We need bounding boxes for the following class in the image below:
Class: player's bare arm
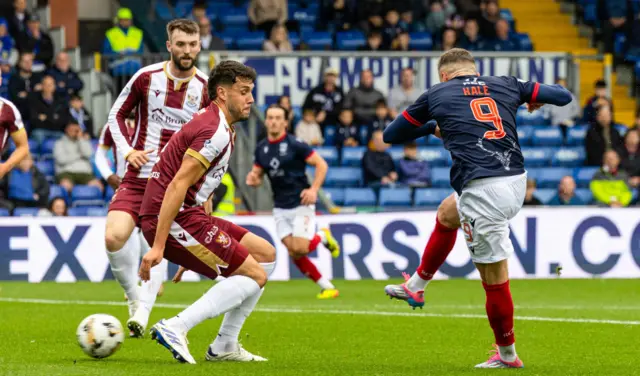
[139,155,207,281]
[301,152,327,205]
[0,128,28,178]
[246,164,264,186]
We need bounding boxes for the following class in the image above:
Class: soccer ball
[76,314,125,359]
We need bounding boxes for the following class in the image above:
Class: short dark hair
[265,104,289,120]
[404,141,417,148]
[438,48,476,72]
[375,99,387,108]
[166,19,199,40]
[207,60,257,100]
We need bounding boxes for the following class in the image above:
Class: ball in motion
[76,314,125,359]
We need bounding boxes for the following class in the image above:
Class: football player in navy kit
[247,105,342,299]
[383,48,573,368]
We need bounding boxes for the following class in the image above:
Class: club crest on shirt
[186,93,199,107]
[215,231,231,248]
[279,142,288,156]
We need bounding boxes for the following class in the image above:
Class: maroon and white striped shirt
[140,103,234,217]
[107,61,210,181]
[0,98,24,150]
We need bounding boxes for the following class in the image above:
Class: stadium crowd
[1,0,640,216]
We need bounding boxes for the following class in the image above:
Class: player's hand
[107,174,121,189]
[172,266,189,283]
[0,163,7,179]
[139,246,164,282]
[389,172,398,181]
[316,111,327,123]
[246,171,262,186]
[126,149,155,169]
[300,188,318,205]
[434,125,442,139]
[526,103,544,113]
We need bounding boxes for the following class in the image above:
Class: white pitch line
[1,297,639,326]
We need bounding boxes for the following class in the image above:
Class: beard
[171,52,196,71]
[229,104,250,123]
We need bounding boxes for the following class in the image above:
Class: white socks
[499,344,517,362]
[139,259,167,312]
[166,275,260,333]
[406,272,430,292]
[210,261,275,353]
[106,235,140,302]
[317,277,335,290]
[317,230,327,244]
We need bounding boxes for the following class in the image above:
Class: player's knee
[247,263,268,287]
[104,229,127,252]
[437,195,460,229]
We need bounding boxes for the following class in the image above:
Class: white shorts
[455,172,527,264]
[273,205,316,240]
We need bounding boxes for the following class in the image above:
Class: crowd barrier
[1,207,639,282]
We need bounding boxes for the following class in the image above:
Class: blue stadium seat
[535,167,573,188]
[305,32,333,50]
[431,167,450,188]
[534,188,556,204]
[551,148,585,167]
[615,33,627,56]
[220,8,249,27]
[40,138,57,157]
[379,187,412,207]
[517,108,547,126]
[104,185,115,203]
[314,147,339,166]
[288,32,301,48]
[49,184,68,202]
[217,33,236,49]
[358,125,370,145]
[574,166,599,188]
[323,187,345,205]
[87,206,108,216]
[35,159,55,177]
[409,32,433,51]
[0,208,9,216]
[614,124,628,137]
[517,125,535,146]
[522,147,552,167]
[28,139,39,155]
[343,188,377,206]
[174,0,192,17]
[414,188,451,207]
[325,167,362,187]
[71,185,104,207]
[566,125,588,146]
[532,127,563,146]
[323,125,337,146]
[290,9,317,26]
[418,147,449,166]
[13,207,39,217]
[427,135,443,146]
[235,32,265,50]
[516,33,533,51]
[336,31,365,50]
[68,207,89,216]
[387,146,404,161]
[574,189,593,204]
[341,146,366,166]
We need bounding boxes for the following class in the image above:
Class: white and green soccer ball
[76,314,125,359]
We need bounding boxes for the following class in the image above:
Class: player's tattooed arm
[139,155,207,281]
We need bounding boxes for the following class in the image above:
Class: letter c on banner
[571,216,621,275]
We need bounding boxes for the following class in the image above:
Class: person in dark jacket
[397,141,430,187]
[302,67,345,127]
[16,15,54,71]
[582,79,614,123]
[523,178,543,206]
[0,154,49,210]
[61,94,93,137]
[585,104,625,166]
[29,75,66,143]
[8,52,42,120]
[5,0,31,38]
[344,69,385,124]
[362,130,397,186]
[46,51,83,101]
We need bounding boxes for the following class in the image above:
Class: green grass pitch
[0,279,638,376]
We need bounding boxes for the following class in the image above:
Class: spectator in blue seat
[398,141,430,187]
[5,0,31,39]
[319,0,355,33]
[187,3,206,21]
[0,18,14,62]
[46,52,83,101]
[583,79,614,123]
[382,10,406,49]
[543,78,581,140]
[371,99,393,134]
[17,15,54,71]
[61,95,93,137]
[387,67,420,118]
[29,75,66,143]
[53,121,103,193]
[523,179,543,206]
[0,154,49,210]
[435,27,458,51]
[591,150,633,207]
[479,0,500,39]
[621,128,640,188]
[198,16,225,51]
[355,0,384,34]
[362,130,397,186]
[335,108,359,147]
[344,69,385,124]
[248,0,288,35]
[490,19,520,51]
[600,0,632,55]
[585,104,625,166]
[391,30,411,51]
[358,30,384,52]
[102,7,143,92]
[302,67,344,127]
[425,1,456,35]
[38,196,67,217]
[263,24,293,52]
[295,107,323,146]
[8,52,42,120]
[459,18,486,51]
[548,176,583,206]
